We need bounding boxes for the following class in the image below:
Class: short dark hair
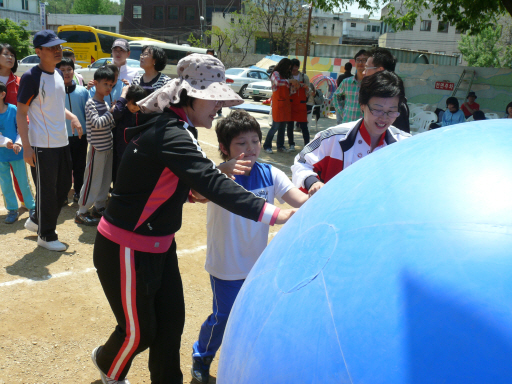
[142,45,167,72]
[206,49,215,55]
[506,102,512,115]
[94,66,115,82]
[106,63,119,75]
[473,110,485,120]
[215,110,262,161]
[62,50,75,59]
[290,58,300,68]
[344,62,352,71]
[446,96,459,110]
[0,81,6,94]
[126,84,147,103]
[354,49,368,60]
[56,57,74,71]
[173,89,196,109]
[0,43,17,73]
[359,70,406,107]
[367,47,396,72]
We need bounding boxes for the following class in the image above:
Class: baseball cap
[112,39,130,51]
[33,30,67,48]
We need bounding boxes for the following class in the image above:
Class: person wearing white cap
[90,53,296,384]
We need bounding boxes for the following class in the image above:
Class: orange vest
[290,86,308,123]
[271,85,291,122]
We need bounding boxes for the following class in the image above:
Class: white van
[128,40,207,78]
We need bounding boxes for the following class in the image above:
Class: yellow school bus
[57,25,163,65]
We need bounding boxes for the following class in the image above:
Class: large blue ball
[218,121,512,384]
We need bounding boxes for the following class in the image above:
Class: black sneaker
[73,193,80,203]
[91,206,106,219]
[191,355,213,384]
[75,212,99,226]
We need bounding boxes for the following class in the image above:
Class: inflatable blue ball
[218,120,512,384]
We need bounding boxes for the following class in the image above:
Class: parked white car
[246,80,272,102]
[225,68,270,98]
[75,58,142,84]
[16,54,81,76]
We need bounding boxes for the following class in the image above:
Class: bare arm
[65,108,83,138]
[281,187,309,208]
[16,102,36,167]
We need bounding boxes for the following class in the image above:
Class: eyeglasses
[1,53,15,59]
[43,45,63,52]
[140,53,152,58]
[364,66,377,71]
[355,58,368,64]
[368,105,400,118]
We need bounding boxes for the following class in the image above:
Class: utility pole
[302,4,313,74]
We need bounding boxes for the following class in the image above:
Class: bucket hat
[467,91,477,99]
[138,53,243,113]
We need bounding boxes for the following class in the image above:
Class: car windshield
[126,59,140,68]
[225,68,244,76]
[91,59,109,68]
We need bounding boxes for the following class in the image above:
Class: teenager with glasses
[292,70,410,197]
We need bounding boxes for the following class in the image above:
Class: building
[0,0,41,32]
[122,0,241,43]
[47,14,122,34]
[379,2,465,64]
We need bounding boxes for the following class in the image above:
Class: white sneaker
[91,346,131,384]
[24,217,38,232]
[37,237,66,252]
[289,145,296,151]
[264,148,273,154]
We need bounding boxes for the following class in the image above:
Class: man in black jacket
[363,47,410,133]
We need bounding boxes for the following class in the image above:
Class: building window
[0,0,4,7]
[402,22,413,31]
[323,23,327,29]
[332,24,335,30]
[420,20,431,31]
[185,7,195,20]
[372,25,380,32]
[154,6,164,20]
[21,0,28,10]
[366,25,371,31]
[168,6,178,19]
[133,5,142,19]
[231,17,235,23]
[438,21,449,33]
[351,22,356,28]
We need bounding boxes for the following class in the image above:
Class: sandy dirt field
[0,105,336,383]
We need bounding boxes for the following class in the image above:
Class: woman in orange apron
[263,58,299,153]
[286,59,310,151]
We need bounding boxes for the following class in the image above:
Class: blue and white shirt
[205,162,294,280]
[17,66,67,148]
[0,104,23,162]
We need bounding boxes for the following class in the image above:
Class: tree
[46,0,74,14]
[378,0,512,35]
[0,19,33,58]
[458,25,512,68]
[71,0,121,15]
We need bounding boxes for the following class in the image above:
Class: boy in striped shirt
[76,67,115,226]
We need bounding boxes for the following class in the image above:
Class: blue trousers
[193,275,245,359]
[263,121,288,150]
[0,159,35,211]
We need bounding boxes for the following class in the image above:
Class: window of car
[247,71,261,79]
[91,59,109,68]
[259,72,270,80]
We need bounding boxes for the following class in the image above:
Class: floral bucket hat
[137,53,243,113]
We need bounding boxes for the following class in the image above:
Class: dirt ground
[0,106,336,383]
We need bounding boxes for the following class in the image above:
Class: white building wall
[47,14,122,34]
[0,0,40,31]
[379,2,464,64]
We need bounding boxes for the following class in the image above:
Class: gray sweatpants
[78,146,112,214]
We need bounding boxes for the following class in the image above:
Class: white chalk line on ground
[0,234,278,289]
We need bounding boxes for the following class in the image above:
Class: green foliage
[46,0,74,14]
[0,19,33,58]
[458,25,512,68]
[311,0,378,15]
[381,0,510,35]
[71,0,123,15]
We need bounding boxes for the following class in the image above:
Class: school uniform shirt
[85,98,114,151]
[205,162,294,280]
[0,104,23,162]
[65,81,89,137]
[17,66,67,148]
[441,109,466,127]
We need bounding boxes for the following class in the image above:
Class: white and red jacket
[292,119,410,192]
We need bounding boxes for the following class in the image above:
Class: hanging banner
[40,2,46,30]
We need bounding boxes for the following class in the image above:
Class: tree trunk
[502,0,512,17]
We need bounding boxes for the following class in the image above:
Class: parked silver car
[246,80,272,102]
[225,68,270,98]
[75,58,142,83]
[16,54,81,76]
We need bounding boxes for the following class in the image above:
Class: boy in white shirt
[191,110,308,383]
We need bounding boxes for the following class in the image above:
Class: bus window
[129,46,143,60]
[97,32,117,54]
[164,48,187,65]
[58,31,96,43]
